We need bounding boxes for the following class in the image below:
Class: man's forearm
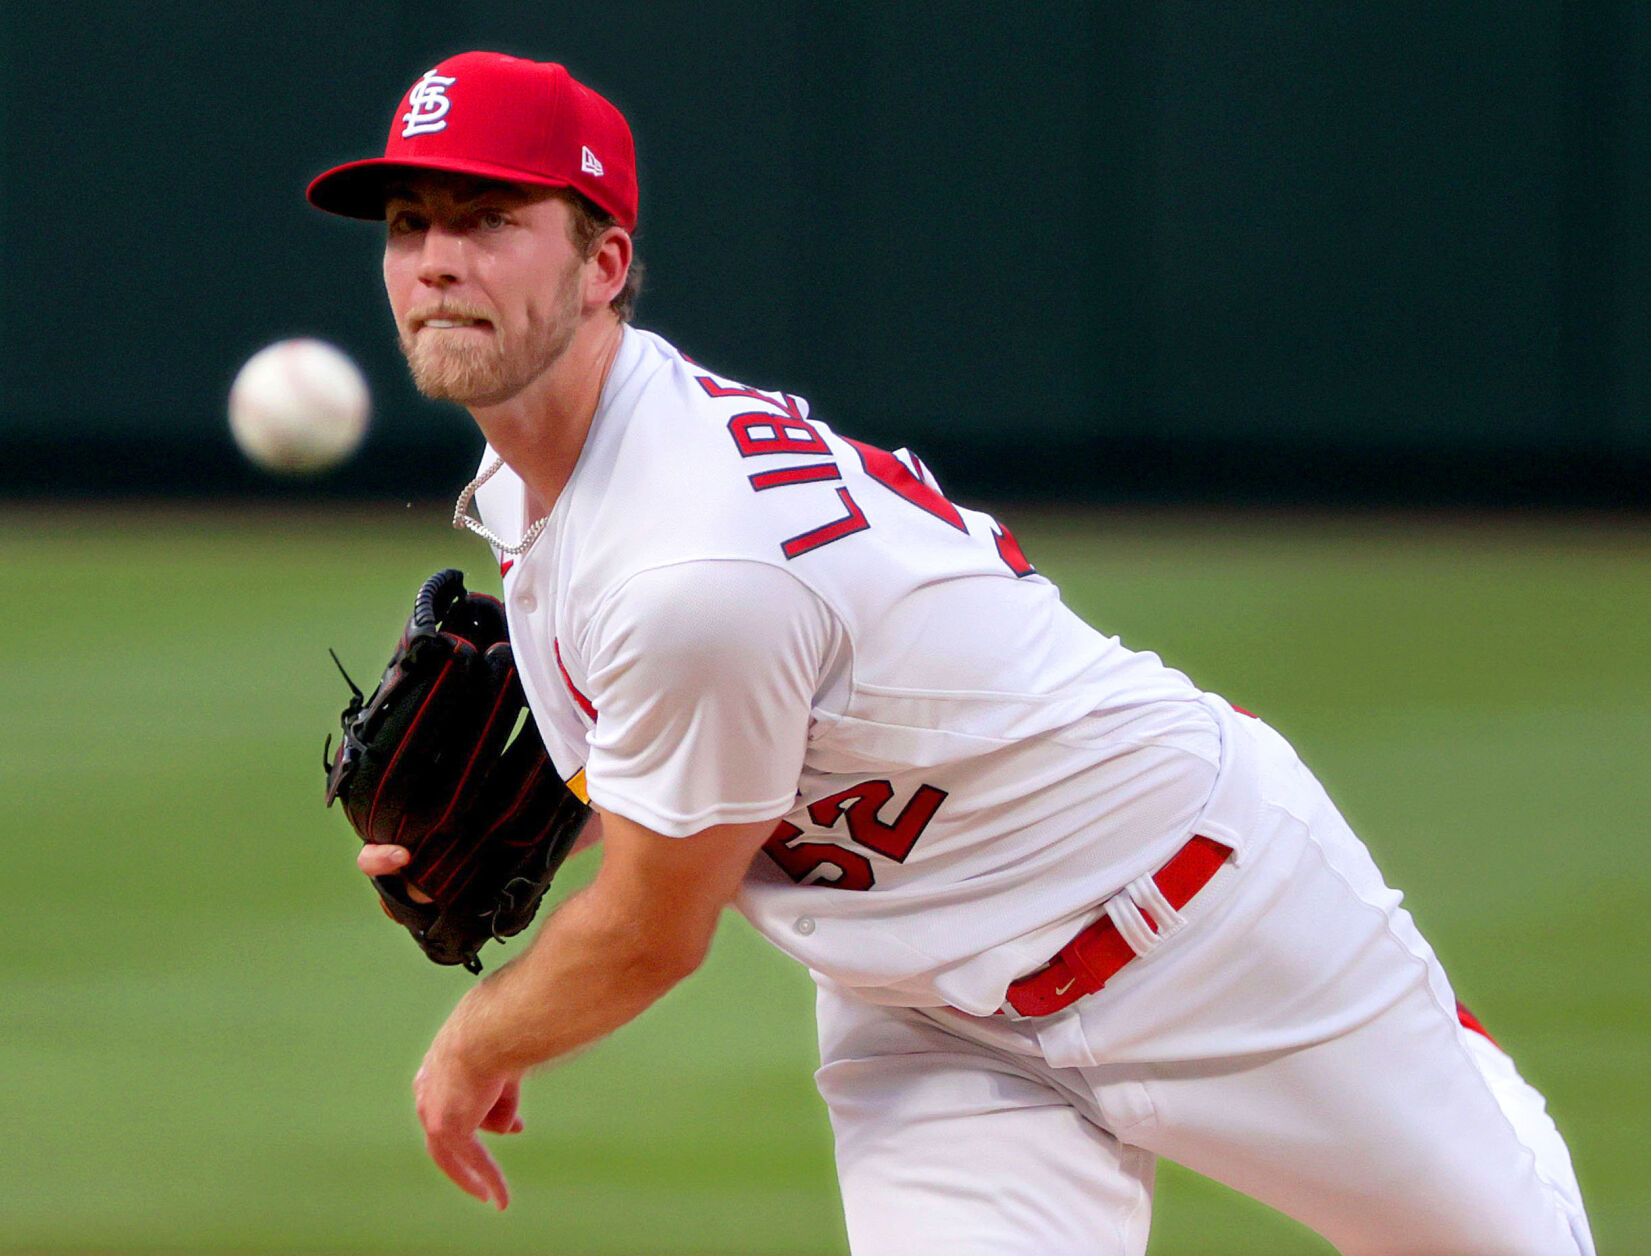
[407,814,773,1207]
[438,881,701,1075]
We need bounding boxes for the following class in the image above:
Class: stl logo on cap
[402,69,458,138]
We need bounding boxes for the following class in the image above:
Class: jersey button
[516,592,537,613]
[793,917,816,936]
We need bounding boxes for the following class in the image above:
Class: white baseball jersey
[473,327,1226,1015]
[470,327,1594,1253]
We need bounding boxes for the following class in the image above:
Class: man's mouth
[416,315,491,331]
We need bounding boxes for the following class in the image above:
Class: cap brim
[306,156,580,220]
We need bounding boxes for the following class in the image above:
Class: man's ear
[587,229,633,310]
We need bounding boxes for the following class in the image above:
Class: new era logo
[581,146,605,177]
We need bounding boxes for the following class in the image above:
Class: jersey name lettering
[695,374,1036,576]
[728,411,831,457]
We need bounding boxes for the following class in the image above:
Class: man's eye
[479,209,508,230]
[388,214,426,236]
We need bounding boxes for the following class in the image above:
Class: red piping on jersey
[554,638,598,721]
[1456,1000,1499,1047]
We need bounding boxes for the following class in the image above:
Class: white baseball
[228,338,370,474]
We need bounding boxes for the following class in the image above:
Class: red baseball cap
[307,51,638,230]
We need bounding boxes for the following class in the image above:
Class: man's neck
[467,316,627,510]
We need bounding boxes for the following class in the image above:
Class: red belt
[1001,835,1233,1018]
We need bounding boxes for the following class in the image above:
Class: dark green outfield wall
[4,3,1648,504]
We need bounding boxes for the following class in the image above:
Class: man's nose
[417,226,468,286]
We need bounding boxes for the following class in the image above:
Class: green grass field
[2,503,1646,1254]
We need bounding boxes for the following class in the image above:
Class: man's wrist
[438,979,538,1076]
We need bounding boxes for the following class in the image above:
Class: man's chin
[405,353,517,407]
[414,377,513,406]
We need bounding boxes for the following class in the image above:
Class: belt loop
[1129,871,1188,938]
[994,835,1234,1020]
[1105,888,1162,958]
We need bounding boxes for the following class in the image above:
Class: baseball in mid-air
[228,338,370,474]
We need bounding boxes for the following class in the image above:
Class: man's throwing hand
[413,1025,525,1210]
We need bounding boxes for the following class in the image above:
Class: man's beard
[400,271,582,407]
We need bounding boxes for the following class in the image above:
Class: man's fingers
[478,1078,523,1135]
[472,1142,511,1210]
[426,1135,489,1202]
[414,1050,520,1210]
[358,844,410,877]
[426,1131,511,1210]
[359,845,436,902]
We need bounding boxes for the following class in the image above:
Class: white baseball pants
[813,707,1593,1255]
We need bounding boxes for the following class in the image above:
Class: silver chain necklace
[451,455,552,556]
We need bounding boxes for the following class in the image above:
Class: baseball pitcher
[311,52,1593,1255]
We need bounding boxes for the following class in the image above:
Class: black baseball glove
[324,568,590,973]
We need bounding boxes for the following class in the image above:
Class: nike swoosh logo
[1054,978,1076,996]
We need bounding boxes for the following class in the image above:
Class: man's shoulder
[621,328,817,433]
[573,335,836,572]
[593,556,832,645]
